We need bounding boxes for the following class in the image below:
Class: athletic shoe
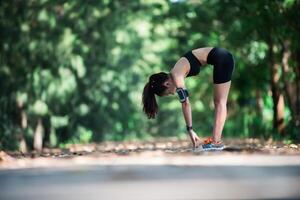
[200,137,224,151]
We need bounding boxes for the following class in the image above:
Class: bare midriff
[191,47,214,65]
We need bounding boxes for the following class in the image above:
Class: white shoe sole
[195,146,225,152]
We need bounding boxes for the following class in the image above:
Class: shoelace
[204,137,222,145]
[204,137,213,144]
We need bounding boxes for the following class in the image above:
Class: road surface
[1,157,300,200]
[1,139,300,200]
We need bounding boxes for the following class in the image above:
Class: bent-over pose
[142,47,235,151]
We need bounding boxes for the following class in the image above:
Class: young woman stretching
[142,47,235,151]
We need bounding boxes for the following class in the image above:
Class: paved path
[1,154,300,199]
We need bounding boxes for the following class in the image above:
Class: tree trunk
[268,39,285,134]
[34,117,44,152]
[255,89,263,117]
[293,48,300,127]
[16,99,27,153]
[276,94,285,133]
[282,40,300,130]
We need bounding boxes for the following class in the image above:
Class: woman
[142,47,235,151]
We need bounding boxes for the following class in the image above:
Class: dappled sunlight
[1,1,299,199]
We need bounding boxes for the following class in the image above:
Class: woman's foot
[200,137,224,151]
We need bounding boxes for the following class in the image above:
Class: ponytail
[142,82,158,119]
[142,72,169,119]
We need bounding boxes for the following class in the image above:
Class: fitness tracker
[186,125,193,132]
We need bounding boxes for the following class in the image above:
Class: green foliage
[0,0,299,150]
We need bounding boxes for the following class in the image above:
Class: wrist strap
[186,125,193,131]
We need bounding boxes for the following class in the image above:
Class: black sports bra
[182,51,202,77]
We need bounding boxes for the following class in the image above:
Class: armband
[176,88,189,103]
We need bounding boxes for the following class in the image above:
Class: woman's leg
[212,81,231,143]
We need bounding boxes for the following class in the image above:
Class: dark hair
[142,72,169,119]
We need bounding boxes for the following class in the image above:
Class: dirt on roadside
[1,137,299,161]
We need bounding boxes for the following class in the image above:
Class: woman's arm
[179,88,201,148]
[170,73,200,147]
[170,74,192,126]
[182,99,192,127]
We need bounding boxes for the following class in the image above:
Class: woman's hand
[188,130,200,148]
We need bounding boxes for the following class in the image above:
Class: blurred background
[1,0,299,152]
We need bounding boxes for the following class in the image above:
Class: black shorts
[207,47,235,84]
